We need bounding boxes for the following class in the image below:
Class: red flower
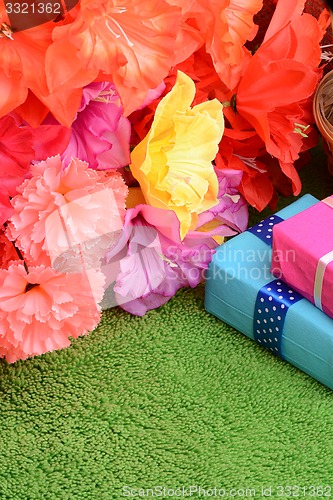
[231,1,329,196]
[0,227,19,269]
[165,0,263,90]
[215,129,275,211]
[0,113,71,224]
[0,115,34,224]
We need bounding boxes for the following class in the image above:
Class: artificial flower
[231,0,329,195]
[130,71,224,240]
[0,115,33,223]
[0,4,87,127]
[193,167,249,236]
[45,0,182,116]
[129,46,225,146]
[13,90,50,128]
[166,0,263,89]
[104,168,248,316]
[0,262,105,363]
[262,0,318,44]
[0,193,14,226]
[215,128,274,210]
[203,0,263,90]
[7,156,128,268]
[103,204,219,316]
[0,227,19,269]
[34,124,70,159]
[59,82,131,170]
[0,18,51,119]
[0,114,70,223]
[0,0,329,353]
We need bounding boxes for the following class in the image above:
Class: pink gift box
[271,196,333,319]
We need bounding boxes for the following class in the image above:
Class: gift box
[205,195,333,390]
[271,196,333,319]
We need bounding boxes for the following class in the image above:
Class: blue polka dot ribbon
[249,213,303,358]
[253,280,303,358]
[248,215,284,247]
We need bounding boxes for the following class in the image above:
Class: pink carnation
[0,263,105,363]
[7,156,128,269]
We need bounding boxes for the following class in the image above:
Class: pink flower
[103,203,239,316]
[59,82,131,170]
[0,262,105,363]
[190,167,249,238]
[7,156,128,268]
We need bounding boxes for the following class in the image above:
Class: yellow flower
[130,71,224,239]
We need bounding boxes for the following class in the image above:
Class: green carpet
[1,145,333,499]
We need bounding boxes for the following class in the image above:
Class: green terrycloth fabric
[1,145,333,499]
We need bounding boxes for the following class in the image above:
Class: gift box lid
[271,195,333,317]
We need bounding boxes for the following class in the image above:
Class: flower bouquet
[0,0,331,362]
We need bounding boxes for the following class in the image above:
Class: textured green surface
[1,145,333,499]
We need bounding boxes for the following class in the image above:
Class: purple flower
[47,82,131,170]
[102,204,219,316]
[192,167,249,237]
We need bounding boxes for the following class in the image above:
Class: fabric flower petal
[0,263,104,363]
[130,71,224,239]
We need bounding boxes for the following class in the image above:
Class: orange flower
[205,0,263,90]
[0,16,53,120]
[0,5,85,127]
[165,0,263,90]
[46,0,182,116]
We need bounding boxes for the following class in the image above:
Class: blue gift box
[205,195,333,390]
